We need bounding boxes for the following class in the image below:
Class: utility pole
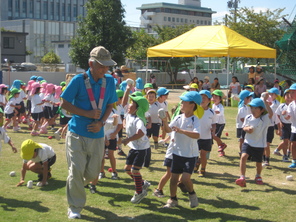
[227,0,240,23]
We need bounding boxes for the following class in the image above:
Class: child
[0,84,8,112]
[262,88,280,166]
[40,84,55,134]
[4,88,21,132]
[197,90,216,177]
[235,95,273,187]
[274,89,292,161]
[0,108,17,154]
[122,95,151,204]
[236,90,253,155]
[161,91,201,208]
[115,89,126,156]
[283,83,296,168]
[30,83,45,136]
[211,90,227,156]
[157,87,170,141]
[17,139,56,187]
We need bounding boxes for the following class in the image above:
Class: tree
[41,50,61,71]
[215,7,286,65]
[127,24,195,83]
[69,0,134,70]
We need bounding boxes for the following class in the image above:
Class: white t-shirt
[236,105,251,128]
[15,90,26,103]
[4,98,17,114]
[169,114,200,158]
[242,114,271,148]
[117,104,125,116]
[287,100,296,133]
[0,127,11,153]
[147,101,161,124]
[125,114,150,150]
[43,94,54,109]
[24,143,55,163]
[158,100,168,112]
[104,108,122,140]
[212,103,225,124]
[164,132,173,159]
[199,108,216,139]
[230,82,240,95]
[275,103,291,124]
[0,94,6,107]
[269,100,280,126]
[31,94,43,113]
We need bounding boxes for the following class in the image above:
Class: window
[208,21,211,25]
[22,0,27,14]
[168,17,171,22]
[36,1,41,19]
[56,3,60,20]
[181,18,183,23]
[201,20,203,25]
[73,4,77,18]
[164,16,167,21]
[62,3,66,20]
[8,0,12,12]
[43,1,48,19]
[67,3,71,21]
[185,19,187,23]
[172,17,175,22]
[176,18,179,22]
[3,37,15,49]
[196,20,199,24]
[58,44,64,48]
[50,2,54,20]
[29,0,34,17]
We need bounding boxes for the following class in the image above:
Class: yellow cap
[20,139,42,160]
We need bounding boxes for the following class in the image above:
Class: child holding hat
[122,95,151,204]
[235,94,272,187]
[160,91,201,208]
[17,139,56,187]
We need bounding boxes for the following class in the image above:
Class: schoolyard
[0,89,295,221]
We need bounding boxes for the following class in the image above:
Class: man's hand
[87,121,103,133]
[16,180,25,187]
[86,109,102,119]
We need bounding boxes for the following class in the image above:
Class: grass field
[0,94,295,221]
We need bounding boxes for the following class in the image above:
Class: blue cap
[30,75,37,80]
[239,90,253,100]
[284,89,290,95]
[267,87,279,95]
[248,98,266,109]
[157,87,169,97]
[37,76,44,81]
[180,91,201,105]
[199,90,212,99]
[289,83,296,90]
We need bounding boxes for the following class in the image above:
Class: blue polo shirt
[61,69,117,138]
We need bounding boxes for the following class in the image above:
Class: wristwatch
[100,120,106,126]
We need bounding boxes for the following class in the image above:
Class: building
[1,0,87,63]
[1,31,28,63]
[137,0,216,33]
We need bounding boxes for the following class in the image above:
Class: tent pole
[274,58,277,80]
[195,56,197,77]
[226,55,230,107]
[146,57,149,83]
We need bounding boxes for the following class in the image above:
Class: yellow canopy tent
[146,25,277,100]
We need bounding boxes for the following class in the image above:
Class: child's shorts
[105,138,117,151]
[198,139,212,152]
[163,157,172,167]
[16,101,26,114]
[241,143,264,163]
[126,148,150,168]
[32,112,44,121]
[40,154,56,170]
[215,123,225,138]
[171,154,197,174]
[60,116,71,125]
[43,106,54,119]
[290,133,296,142]
[52,106,59,115]
[281,123,291,140]
[266,126,274,143]
[5,112,14,119]
[147,123,161,137]
[26,100,31,112]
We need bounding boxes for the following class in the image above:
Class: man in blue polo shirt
[61,46,117,219]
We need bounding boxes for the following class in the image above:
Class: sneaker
[287,151,291,158]
[104,153,109,159]
[111,172,118,180]
[130,190,147,204]
[153,189,164,198]
[13,127,20,132]
[142,180,151,191]
[158,140,165,145]
[54,132,61,141]
[218,143,227,152]
[30,131,40,136]
[282,155,290,162]
[39,128,48,134]
[68,210,81,219]
[235,178,246,187]
[219,151,225,157]
[189,193,199,208]
[177,182,188,193]
[255,176,264,185]
[98,172,106,180]
[198,170,206,177]
[288,161,296,168]
[117,150,126,156]
[89,184,97,194]
[262,161,269,167]
[154,143,159,149]
[163,198,178,208]
[273,150,282,156]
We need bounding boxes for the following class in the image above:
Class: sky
[121,0,296,27]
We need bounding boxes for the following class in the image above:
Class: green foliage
[69,0,134,70]
[41,50,61,64]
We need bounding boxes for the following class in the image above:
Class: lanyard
[83,72,106,120]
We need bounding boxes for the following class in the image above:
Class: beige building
[137,0,216,33]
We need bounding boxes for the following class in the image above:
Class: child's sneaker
[54,132,61,141]
[130,190,147,204]
[235,178,246,187]
[117,150,126,156]
[218,143,227,152]
[219,151,225,157]
[273,150,282,156]
[163,198,178,208]
[153,189,164,198]
[89,184,97,194]
[198,170,206,177]
[189,193,199,208]
[30,131,40,136]
[255,176,264,185]
[262,161,269,167]
[111,172,118,180]
[288,160,296,168]
[39,128,48,134]
[142,180,151,191]
[282,155,289,162]
[98,172,106,180]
